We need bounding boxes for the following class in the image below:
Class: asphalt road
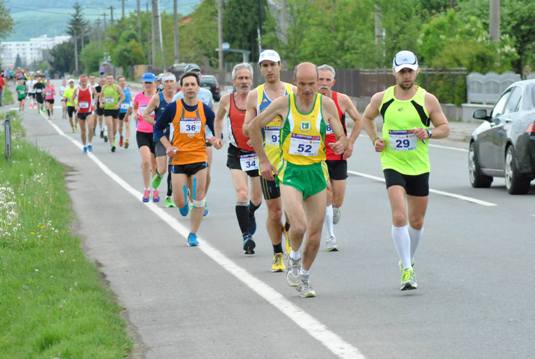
[12,83,535,359]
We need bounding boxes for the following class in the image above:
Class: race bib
[265,126,280,146]
[326,123,334,134]
[180,119,201,134]
[138,106,147,116]
[289,134,320,156]
[35,89,42,93]
[104,96,115,104]
[389,130,417,151]
[120,103,130,110]
[240,153,258,171]
[79,101,89,109]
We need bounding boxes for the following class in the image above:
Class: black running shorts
[67,106,76,118]
[326,160,348,181]
[136,131,155,154]
[383,169,429,197]
[260,176,280,200]
[77,112,92,120]
[226,144,259,177]
[103,109,119,119]
[171,162,208,176]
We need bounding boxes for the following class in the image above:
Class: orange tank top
[170,100,208,165]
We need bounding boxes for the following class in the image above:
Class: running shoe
[400,267,418,291]
[124,139,129,149]
[152,190,160,203]
[119,135,124,147]
[100,130,104,138]
[82,145,88,154]
[164,196,175,208]
[104,134,108,143]
[271,253,285,272]
[297,273,316,298]
[187,232,199,247]
[333,207,341,225]
[111,145,116,152]
[286,257,301,287]
[142,189,150,203]
[243,234,255,255]
[151,173,163,189]
[87,144,93,152]
[283,226,292,255]
[326,236,338,252]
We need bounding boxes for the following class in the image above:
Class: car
[200,75,221,101]
[469,79,535,194]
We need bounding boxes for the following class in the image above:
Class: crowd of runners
[16,49,450,298]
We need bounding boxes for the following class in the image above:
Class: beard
[400,82,414,90]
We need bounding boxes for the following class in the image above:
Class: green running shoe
[164,196,175,208]
[400,267,418,291]
[151,173,163,189]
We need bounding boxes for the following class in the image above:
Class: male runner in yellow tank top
[362,50,449,291]
[243,50,295,271]
[249,62,347,298]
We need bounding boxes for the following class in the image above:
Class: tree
[80,42,104,74]
[502,0,535,75]
[111,31,146,75]
[14,54,23,68]
[49,42,75,76]
[0,0,13,40]
[67,2,90,48]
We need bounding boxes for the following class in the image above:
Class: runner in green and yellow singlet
[362,50,450,291]
[249,62,347,298]
[100,75,125,153]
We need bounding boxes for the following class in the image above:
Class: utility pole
[489,0,500,42]
[121,0,126,19]
[102,12,108,32]
[73,30,79,75]
[109,6,115,24]
[374,4,385,67]
[173,0,180,64]
[136,0,141,37]
[217,0,224,81]
[151,0,163,67]
[256,0,263,54]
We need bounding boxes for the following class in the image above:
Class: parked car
[200,75,221,101]
[469,79,535,194]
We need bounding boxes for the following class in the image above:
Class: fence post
[4,113,12,161]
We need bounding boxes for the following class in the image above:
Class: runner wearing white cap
[361,50,450,291]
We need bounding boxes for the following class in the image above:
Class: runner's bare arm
[424,93,449,139]
[362,91,385,152]
[143,94,159,125]
[117,85,125,108]
[242,89,258,137]
[214,93,230,141]
[323,96,347,155]
[340,94,362,159]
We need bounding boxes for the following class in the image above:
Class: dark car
[469,79,535,194]
[200,75,221,101]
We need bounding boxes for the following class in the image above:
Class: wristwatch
[426,128,433,139]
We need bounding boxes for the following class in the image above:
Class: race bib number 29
[389,130,417,151]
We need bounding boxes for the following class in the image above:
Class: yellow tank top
[256,82,293,169]
[280,93,326,165]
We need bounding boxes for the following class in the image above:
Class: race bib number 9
[180,119,202,134]
[265,126,280,146]
[240,153,259,171]
[389,130,417,151]
[289,134,320,156]
[79,101,89,109]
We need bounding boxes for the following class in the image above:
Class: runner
[94,78,106,140]
[172,64,214,216]
[248,62,348,297]
[27,77,36,109]
[361,50,450,291]
[15,79,27,112]
[33,76,46,113]
[63,79,77,132]
[317,64,363,251]
[143,72,177,207]
[100,75,125,152]
[0,72,4,107]
[44,79,56,120]
[117,76,133,149]
[59,79,67,119]
[155,71,217,247]
[213,63,265,260]
[133,72,158,202]
[74,74,95,153]
[243,49,294,262]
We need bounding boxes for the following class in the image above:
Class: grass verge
[2,87,14,106]
[0,113,132,358]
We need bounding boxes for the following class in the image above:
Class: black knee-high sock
[248,201,260,216]
[47,109,50,116]
[235,204,250,235]
[166,169,172,197]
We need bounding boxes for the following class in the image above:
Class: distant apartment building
[0,35,71,68]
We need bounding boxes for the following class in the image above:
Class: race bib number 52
[289,134,320,156]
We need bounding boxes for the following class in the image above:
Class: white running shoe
[326,236,338,252]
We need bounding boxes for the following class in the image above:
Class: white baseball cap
[393,50,418,72]
[258,49,281,64]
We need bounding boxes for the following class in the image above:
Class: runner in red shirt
[74,74,95,153]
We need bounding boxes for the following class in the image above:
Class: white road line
[347,170,497,207]
[42,115,366,359]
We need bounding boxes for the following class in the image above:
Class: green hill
[6,0,200,41]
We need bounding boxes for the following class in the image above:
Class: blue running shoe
[87,144,93,152]
[203,202,209,217]
[82,145,88,154]
[187,232,199,247]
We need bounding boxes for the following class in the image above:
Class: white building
[1,35,71,68]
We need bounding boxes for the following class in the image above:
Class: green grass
[2,87,14,106]
[0,114,132,358]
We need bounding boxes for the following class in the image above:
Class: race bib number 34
[240,153,258,171]
[289,134,320,156]
[389,130,417,151]
[265,126,280,145]
[180,119,202,134]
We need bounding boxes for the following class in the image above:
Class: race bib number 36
[240,153,258,171]
[389,130,417,151]
[265,126,280,146]
[180,119,202,134]
[289,134,320,156]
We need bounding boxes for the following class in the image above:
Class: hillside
[6,0,201,41]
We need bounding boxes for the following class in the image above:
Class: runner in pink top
[44,80,56,119]
[133,72,158,202]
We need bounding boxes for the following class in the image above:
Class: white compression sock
[290,250,301,261]
[324,205,335,238]
[409,226,423,260]
[391,225,412,269]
